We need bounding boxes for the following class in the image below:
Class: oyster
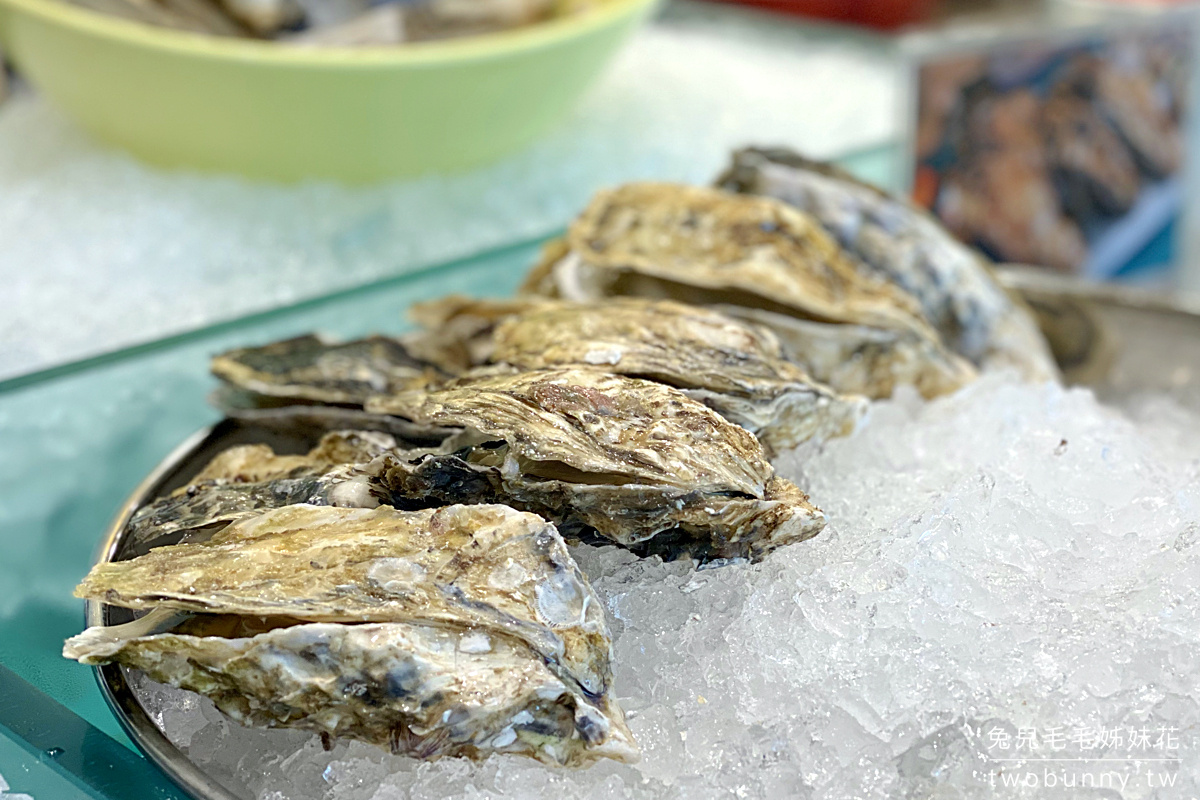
[367,368,824,561]
[63,0,248,36]
[67,504,635,766]
[61,0,595,42]
[523,182,977,399]
[717,147,1059,381]
[1041,94,1139,220]
[190,429,396,483]
[74,622,633,765]
[123,430,398,551]
[404,296,539,375]
[211,334,439,408]
[939,150,1087,274]
[218,0,303,34]
[284,3,405,45]
[410,295,866,451]
[406,0,585,41]
[1087,53,1182,178]
[66,0,305,37]
[715,306,971,401]
[221,404,457,449]
[76,503,612,695]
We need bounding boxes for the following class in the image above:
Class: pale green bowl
[0,0,656,181]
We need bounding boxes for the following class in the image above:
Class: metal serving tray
[84,272,1200,800]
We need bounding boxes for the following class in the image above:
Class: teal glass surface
[1,664,184,799]
[0,145,897,798]
[0,726,97,800]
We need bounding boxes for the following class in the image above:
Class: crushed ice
[132,374,1200,798]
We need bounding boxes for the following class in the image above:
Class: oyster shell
[76,503,612,696]
[404,296,539,375]
[1041,94,1139,220]
[71,621,634,765]
[218,0,303,34]
[406,0,573,41]
[715,306,969,401]
[220,404,457,449]
[523,182,976,399]
[367,368,824,561]
[63,0,248,36]
[409,295,866,451]
[283,3,405,45]
[64,0,593,42]
[190,429,395,483]
[123,430,398,551]
[1064,52,1183,178]
[717,147,1059,382]
[940,150,1088,274]
[67,504,634,766]
[212,334,439,408]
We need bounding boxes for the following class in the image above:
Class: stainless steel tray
[1003,270,1200,396]
[85,273,1200,800]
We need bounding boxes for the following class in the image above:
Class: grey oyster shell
[122,430,399,551]
[69,621,635,766]
[521,182,976,399]
[408,295,866,452]
[211,334,441,408]
[403,296,539,375]
[366,368,825,561]
[217,404,457,449]
[74,622,634,765]
[66,504,635,766]
[716,147,1058,382]
[76,503,612,697]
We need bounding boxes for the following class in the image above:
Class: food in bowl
[58,0,601,44]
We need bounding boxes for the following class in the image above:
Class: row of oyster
[65,149,1057,768]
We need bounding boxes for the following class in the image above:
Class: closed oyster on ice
[714,306,974,402]
[212,334,439,408]
[367,368,824,560]
[409,295,865,451]
[524,183,976,399]
[123,430,399,551]
[71,622,634,765]
[67,504,634,766]
[717,147,1058,382]
[76,503,612,696]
